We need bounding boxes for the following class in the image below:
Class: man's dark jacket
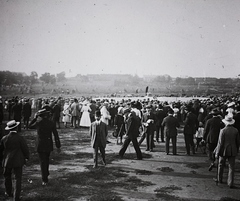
[29,117,61,152]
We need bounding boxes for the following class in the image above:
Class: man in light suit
[89,110,108,168]
[215,115,240,188]
[162,109,180,155]
[0,120,29,201]
[70,98,81,128]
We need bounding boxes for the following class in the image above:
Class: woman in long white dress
[62,101,71,128]
[79,101,92,127]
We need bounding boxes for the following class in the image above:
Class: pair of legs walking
[218,156,236,188]
[184,134,195,155]
[3,166,22,201]
[119,136,142,160]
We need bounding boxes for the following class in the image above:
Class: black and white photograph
[0,0,240,200]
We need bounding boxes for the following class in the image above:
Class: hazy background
[1,0,240,78]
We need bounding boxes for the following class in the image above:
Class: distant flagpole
[145,86,149,95]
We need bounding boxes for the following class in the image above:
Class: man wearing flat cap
[29,109,61,186]
[0,120,29,201]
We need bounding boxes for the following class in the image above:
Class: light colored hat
[227,102,235,108]
[118,106,123,114]
[199,108,204,113]
[222,115,235,125]
[5,120,20,130]
[37,108,50,117]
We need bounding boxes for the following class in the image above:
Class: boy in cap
[0,120,29,201]
[89,110,108,168]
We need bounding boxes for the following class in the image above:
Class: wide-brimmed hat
[227,102,235,108]
[5,120,20,130]
[222,115,235,125]
[37,109,50,117]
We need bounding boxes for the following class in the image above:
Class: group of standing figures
[0,95,240,200]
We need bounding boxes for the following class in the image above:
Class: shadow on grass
[21,166,154,201]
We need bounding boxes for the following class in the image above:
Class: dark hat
[5,120,20,130]
[123,108,131,114]
[37,109,50,117]
[210,108,220,115]
[168,109,174,114]
[186,105,192,112]
[95,110,101,117]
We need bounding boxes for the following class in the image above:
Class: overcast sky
[1,0,240,78]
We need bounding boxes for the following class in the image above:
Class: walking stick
[213,156,219,186]
[215,157,219,186]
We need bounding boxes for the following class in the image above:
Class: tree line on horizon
[0,70,240,94]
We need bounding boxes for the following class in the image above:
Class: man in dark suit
[162,109,180,155]
[89,110,108,168]
[233,105,240,135]
[119,108,142,160]
[52,100,61,129]
[203,108,224,170]
[11,99,22,132]
[0,120,29,201]
[183,105,199,155]
[155,104,166,143]
[29,109,61,186]
[22,98,32,130]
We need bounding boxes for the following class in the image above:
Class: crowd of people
[0,94,240,200]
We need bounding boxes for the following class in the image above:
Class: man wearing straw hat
[215,115,240,188]
[29,108,61,186]
[0,120,29,200]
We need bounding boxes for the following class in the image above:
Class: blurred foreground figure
[0,120,29,201]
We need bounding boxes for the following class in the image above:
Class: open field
[0,123,240,201]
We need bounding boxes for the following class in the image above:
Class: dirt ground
[1,125,240,201]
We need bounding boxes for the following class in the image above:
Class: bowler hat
[95,110,101,117]
[210,108,220,115]
[37,109,50,117]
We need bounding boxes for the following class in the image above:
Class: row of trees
[0,70,240,91]
[0,71,66,86]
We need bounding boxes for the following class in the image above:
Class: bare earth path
[1,126,240,201]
